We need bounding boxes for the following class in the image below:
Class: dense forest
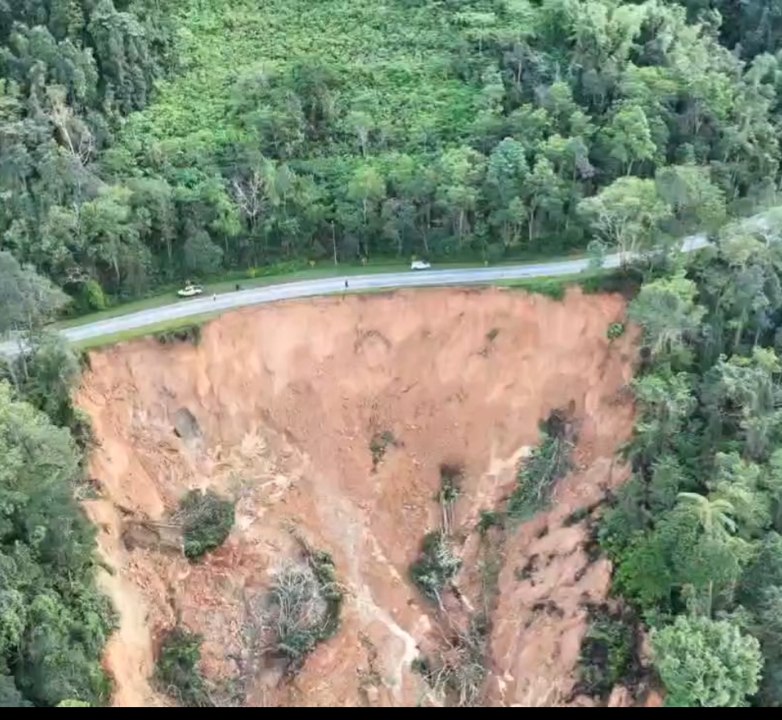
[1,245,112,705]
[601,213,782,707]
[2,0,782,312]
[4,0,782,708]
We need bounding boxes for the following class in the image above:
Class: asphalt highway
[0,232,712,355]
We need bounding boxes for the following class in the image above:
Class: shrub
[411,655,434,680]
[69,407,96,454]
[258,259,309,277]
[369,430,398,470]
[477,509,503,536]
[82,280,107,311]
[410,531,461,602]
[177,490,235,560]
[586,239,607,270]
[310,240,327,260]
[442,616,489,707]
[607,322,626,341]
[154,627,213,707]
[563,506,591,527]
[155,324,202,345]
[578,270,641,297]
[579,611,635,698]
[438,463,463,504]
[485,243,505,264]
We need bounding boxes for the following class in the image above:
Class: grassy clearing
[71,312,221,351]
[493,268,622,298]
[496,277,569,300]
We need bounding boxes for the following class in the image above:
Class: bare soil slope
[75,287,637,707]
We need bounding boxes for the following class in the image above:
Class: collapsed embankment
[74,286,641,707]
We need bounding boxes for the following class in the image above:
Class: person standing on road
[212,293,217,301]
[344,279,349,290]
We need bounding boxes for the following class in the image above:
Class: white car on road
[411,260,431,270]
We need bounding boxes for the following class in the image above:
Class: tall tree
[347,164,386,257]
[0,251,68,335]
[677,492,736,540]
[651,615,762,707]
[578,177,671,260]
[485,137,528,247]
[604,103,657,176]
[628,272,705,364]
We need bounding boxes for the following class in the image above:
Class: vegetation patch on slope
[411,531,463,604]
[155,324,203,346]
[577,607,638,700]
[508,410,575,520]
[154,627,214,707]
[258,543,343,672]
[411,464,465,603]
[176,489,235,561]
[411,462,507,707]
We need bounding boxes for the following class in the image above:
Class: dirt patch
[75,287,637,707]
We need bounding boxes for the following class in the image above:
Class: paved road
[2,233,714,355]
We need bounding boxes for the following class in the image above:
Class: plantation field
[120,0,483,160]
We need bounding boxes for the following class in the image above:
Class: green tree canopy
[628,272,705,364]
[0,382,112,706]
[651,615,762,707]
[0,252,68,334]
[578,177,671,259]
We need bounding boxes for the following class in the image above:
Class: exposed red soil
[74,286,639,707]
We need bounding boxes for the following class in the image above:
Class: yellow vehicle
[177,284,203,298]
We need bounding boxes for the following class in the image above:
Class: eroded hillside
[75,287,639,707]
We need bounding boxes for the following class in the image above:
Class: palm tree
[678,491,739,618]
[677,492,737,540]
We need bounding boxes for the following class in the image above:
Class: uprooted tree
[243,542,344,677]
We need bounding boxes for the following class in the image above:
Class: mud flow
[75,287,639,707]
